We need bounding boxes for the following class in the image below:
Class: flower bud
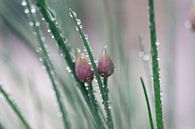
[98,48,114,78]
[75,51,94,82]
[189,6,195,30]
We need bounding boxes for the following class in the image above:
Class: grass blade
[0,85,31,129]
[103,78,114,129]
[35,0,90,106]
[140,77,154,129]
[147,0,164,128]
[69,9,114,129]
[24,0,71,128]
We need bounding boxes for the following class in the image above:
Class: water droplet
[76,26,79,31]
[31,5,36,13]
[24,8,29,14]
[21,0,27,6]
[79,25,83,29]
[47,29,51,33]
[76,19,81,25]
[84,82,88,87]
[157,57,160,61]
[156,41,160,46]
[42,17,45,21]
[51,35,54,39]
[143,54,149,61]
[66,67,71,73]
[35,22,40,27]
[84,34,88,40]
[29,21,34,26]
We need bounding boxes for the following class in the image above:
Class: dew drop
[69,12,73,18]
[35,22,40,27]
[84,82,88,87]
[76,26,79,31]
[21,0,27,6]
[31,5,36,13]
[29,21,34,26]
[47,29,51,33]
[24,8,29,14]
[143,54,149,61]
[157,57,160,61]
[156,41,160,46]
[79,25,83,29]
[84,34,88,40]
[66,67,71,73]
[76,19,81,25]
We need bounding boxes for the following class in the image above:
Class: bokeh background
[0,0,194,129]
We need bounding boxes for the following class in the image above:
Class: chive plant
[22,0,72,128]
[0,0,167,128]
[69,9,114,129]
[147,0,164,128]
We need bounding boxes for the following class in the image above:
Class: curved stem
[140,77,155,129]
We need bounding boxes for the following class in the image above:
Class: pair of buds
[75,48,114,83]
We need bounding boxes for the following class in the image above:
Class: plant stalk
[103,77,114,129]
[140,77,154,129]
[147,0,164,128]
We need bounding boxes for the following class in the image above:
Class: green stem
[0,85,31,129]
[25,0,71,128]
[103,78,114,129]
[35,0,90,104]
[69,9,111,129]
[88,82,105,129]
[140,77,154,129]
[147,0,164,128]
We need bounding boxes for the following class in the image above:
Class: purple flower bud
[189,6,195,30]
[98,48,114,78]
[75,51,94,82]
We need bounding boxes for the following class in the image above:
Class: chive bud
[75,51,94,82]
[98,48,114,78]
